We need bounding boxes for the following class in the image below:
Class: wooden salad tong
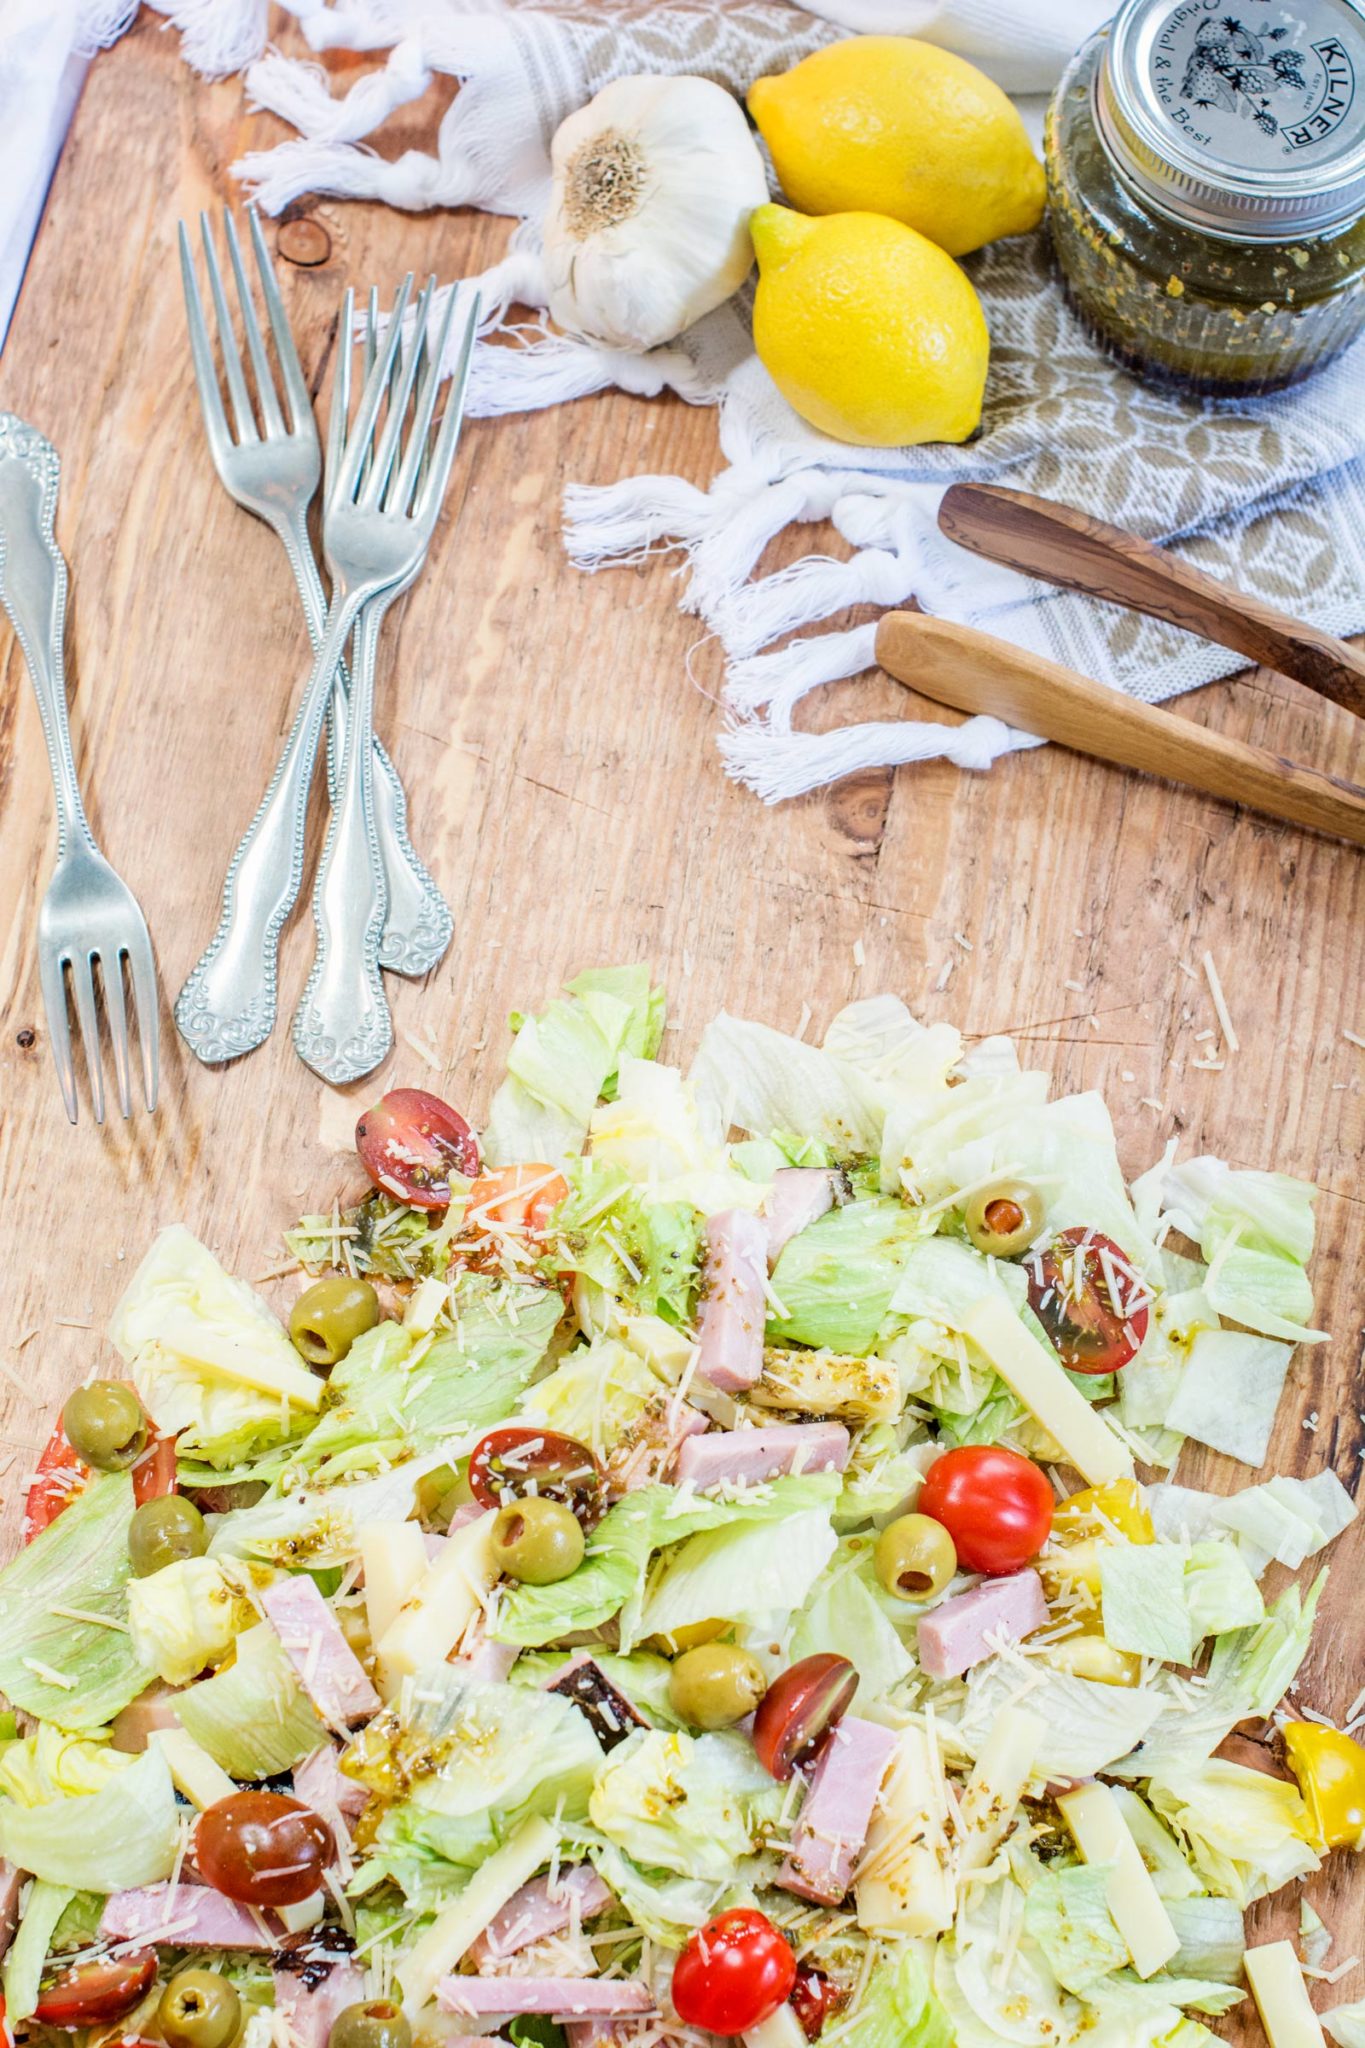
[874,483,1365,847]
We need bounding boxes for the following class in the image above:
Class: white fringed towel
[10,0,1365,800]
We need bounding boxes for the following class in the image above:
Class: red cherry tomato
[468,1426,605,1528]
[33,1953,156,2026]
[355,1089,480,1210]
[791,1965,846,2042]
[918,1445,1053,1576]
[752,1654,857,1781]
[464,1164,569,1238]
[672,1909,796,2034]
[23,1393,177,1544]
[195,1791,334,1907]
[1024,1227,1150,1375]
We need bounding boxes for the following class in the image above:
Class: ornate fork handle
[279,510,452,978]
[0,416,97,861]
[174,588,370,1064]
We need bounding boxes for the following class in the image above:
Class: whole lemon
[748,37,1045,258]
[750,205,989,448]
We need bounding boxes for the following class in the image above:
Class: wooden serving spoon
[937,482,1365,722]
[874,611,1365,848]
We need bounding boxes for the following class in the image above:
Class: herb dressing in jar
[1045,0,1365,393]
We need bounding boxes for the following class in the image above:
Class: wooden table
[1,8,1363,2022]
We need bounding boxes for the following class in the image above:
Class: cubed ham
[110,1683,183,1753]
[467,1866,615,1968]
[673,1421,850,1490]
[437,1979,655,2019]
[696,1210,769,1393]
[0,1859,21,1963]
[778,1717,897,1905]
[100,1883,283,1948]
[273,1948,364,2048]
[262,1575,381,1728]
[545,1655,645,1752]
[292,1743,369,1827]
[916,1571,1049,1681]
[764,1169,839,1266]
[609,1402,708,1494]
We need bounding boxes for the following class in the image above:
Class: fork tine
[358,276,434,510]
[101,954,134,1121]
[246,205,311,436]
[68,956,106,1126]
[179,221,233,462]
[38,949,78,1125]
[223,210,285,439]
[199,211,258,445]
[414,291,481,527]
[326,287,355,496]
[336,273,413,504]
[126,929,160,1114]
[391,283,459,515]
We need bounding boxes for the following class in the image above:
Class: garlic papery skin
[542,74,770,352]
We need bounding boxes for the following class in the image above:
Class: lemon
[750,205,989,448]
[748,37,1045,258]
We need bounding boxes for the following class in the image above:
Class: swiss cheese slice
[964,1297,1134,1487]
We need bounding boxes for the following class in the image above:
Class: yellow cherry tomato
[1283,1722,1365,1851]
[1038,1632,1142,1688]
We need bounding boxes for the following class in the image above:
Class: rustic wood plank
[0,10,1362,2020]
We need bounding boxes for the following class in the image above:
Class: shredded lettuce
[1147,1757,1319,1904]
[1163,1329,1296,1466]
[585,1842,718,1948]
[1182,1542,1264,1641]
[1023,1863,1129,1993]
[767,1197,930,1353]
[127,1556,251,1685]
[0,1471,152,1727]
[1205,1470,1356,1575]
[207,1451,451,1567]
[552,1160,699,1323]
[589,1728,779,1881]
[788,1544,913,1710]
[1324,1999,1365,2048]
[1164,1896,1248,1983]
[590,1057,765,1215]
[0,1724,130,1807]
[1100,1542,1194,1664]
[689,1009,884,1156]
[483,966,664,1165]
[0,1745,179,1889]
[956,1660,1164,1778]
[830,1942,954,2048]
[3,1880,75,2022]
[176,1621,325,1777]
[636,1503,837,1647]
[1155,1156,1324,1341]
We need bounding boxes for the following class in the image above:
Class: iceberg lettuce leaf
[1147,1757,1318,1905]
[589,1728,779,1882]
[1022,1862,1129,1992]
[0,1746,179,1889]
[3,1880,75,2022]
[176,1622,325,1777]
[767,1197,930,1353]
[689,1010,884,1156]
[1163,1329,1295,1467]
[484,968,664,1165]
[831,1943,954,2048]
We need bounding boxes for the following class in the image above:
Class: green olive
[61,1382,147,1471]
[158,1969,241,2048]
[128,1494,208,1578]
[875,1513,957,1602]
[490,1497,584,1584]
[289,1275,381,1368]
[668,1643,768,1729]
[963,1178,1045,1259]
[329,2002,412,2048]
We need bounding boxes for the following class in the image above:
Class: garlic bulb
[542,74,769,352]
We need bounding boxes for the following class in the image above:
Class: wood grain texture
[938,481,1365,721]
[876,610,1365,845]
[0,12,1363,2024]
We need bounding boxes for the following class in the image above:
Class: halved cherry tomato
[1024,1226,1150,1375]
[355,1089,480,1210]
[791,1964,846,2042]
[672,1909,796,2034]
[918,1445,1053,1576]
[462,1165,569,1239]
[33,1953,156,2026]
[23,1392,177,1543]
[752,1654,857,1781]
[196,1791,334,1907]
[467,1425,605,1529]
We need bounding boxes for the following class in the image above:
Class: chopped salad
[2,964,1363,2048]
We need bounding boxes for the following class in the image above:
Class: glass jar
[1045,0,1365,394]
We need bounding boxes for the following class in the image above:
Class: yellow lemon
[748,37,1045,258]
[750,205,989,448]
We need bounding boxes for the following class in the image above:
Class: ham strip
[764,1169,838,1266]
[467,1866,614,1967]
[916,1571,1049,1681]
[674,1421,850,1489]
[100,1883,283,1948]
[273,1953,364,2048]
[778,1717,897,1905]
[262,1576,381,1727]
[110,1683,182,1753]
[610,1402,708,1494]
[437,1979,655,2019]
[451,1613,521,1686]
[696,1210,769,1393]
[293,1743,369,1827]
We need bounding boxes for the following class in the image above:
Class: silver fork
[179,208,454,980]
[0,415,158,1123]
[176,275,478,1069]
[294,281,479,1082]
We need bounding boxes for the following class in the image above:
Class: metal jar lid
[1095,0,1365,237]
